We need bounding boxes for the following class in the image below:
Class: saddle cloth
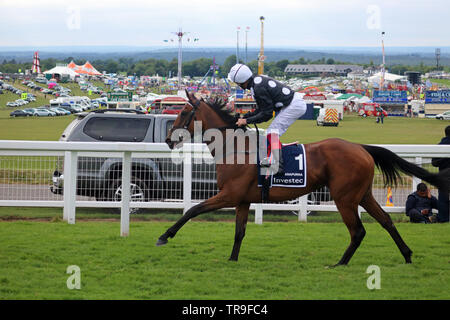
[258,143,307,188]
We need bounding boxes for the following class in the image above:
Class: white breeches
[267,92,307,136]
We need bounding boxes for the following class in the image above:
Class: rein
[182,100,201,129]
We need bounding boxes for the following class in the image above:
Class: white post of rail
[254,204,263,224]
[298,195,308,222]
[183,146,192,214]
[63,151,77,224]
[120,151,132,237]
[412,157,422,192]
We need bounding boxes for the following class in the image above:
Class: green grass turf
[0,220,448,299]
[430,78,450,87]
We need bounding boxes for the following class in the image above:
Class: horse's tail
[362,144,450,191]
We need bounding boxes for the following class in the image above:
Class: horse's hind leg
[334,200,366,266]
[360,192,412,263]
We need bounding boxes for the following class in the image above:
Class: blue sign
[425,90,450,104]
[373,91,407,103]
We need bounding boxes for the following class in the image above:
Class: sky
[0,0,449,49]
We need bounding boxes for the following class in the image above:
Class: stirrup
[260,157,284,175]
[260,157,272,168]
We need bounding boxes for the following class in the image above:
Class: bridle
[181,99,200,130]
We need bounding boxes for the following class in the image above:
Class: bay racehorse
[156,92,449,266]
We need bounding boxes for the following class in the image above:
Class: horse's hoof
[325,263,344,269]
[156,238,168,246]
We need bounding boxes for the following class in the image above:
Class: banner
[425,90,450,104]
[107,91,132,102]
[373,90,407,103]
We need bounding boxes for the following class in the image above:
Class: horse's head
[165,90,202,149]
[165,91,237,149]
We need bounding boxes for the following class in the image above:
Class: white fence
[0,140,448,236]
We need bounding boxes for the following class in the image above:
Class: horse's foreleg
[156,193,234,246]
[229,202,250,261]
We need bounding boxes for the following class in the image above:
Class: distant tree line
[1,55,448,78]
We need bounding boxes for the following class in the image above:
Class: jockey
[228,63,307,173]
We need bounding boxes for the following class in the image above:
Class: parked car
[35,77,48,84]
[33,109,55,117]
[23,108,37,114]
[49,107,66,116]
[435,111,450,120]
[10,109,32,117]
[358,103,388,117]
[73,103,89,111]
[6,102,19,107]
[53,107,71,115]
[59,105,83,114]
[15,99,28,106]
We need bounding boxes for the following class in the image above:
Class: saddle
[258,142,307,202]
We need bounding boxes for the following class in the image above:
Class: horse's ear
[185,89,197,106]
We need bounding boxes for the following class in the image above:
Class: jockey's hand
[236,118,247,127]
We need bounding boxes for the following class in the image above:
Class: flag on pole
[385,187,394,207]
[380,32,386,89]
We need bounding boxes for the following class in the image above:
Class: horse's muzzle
[165,137,175,149]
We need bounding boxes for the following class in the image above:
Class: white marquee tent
[368,72,406,84]
[43,66,78,80]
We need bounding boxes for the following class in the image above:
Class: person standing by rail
[431,125,450,223]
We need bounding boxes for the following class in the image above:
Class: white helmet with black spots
[228,64,253,84]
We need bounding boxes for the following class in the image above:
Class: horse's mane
[205,96,237,125]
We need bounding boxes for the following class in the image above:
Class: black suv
[50,109,218,204]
